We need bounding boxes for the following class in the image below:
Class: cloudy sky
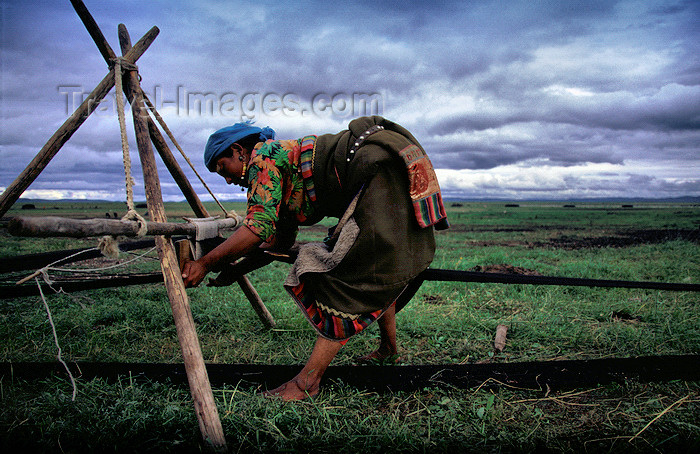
[1,0,699,203]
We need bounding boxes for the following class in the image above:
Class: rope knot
[109,57,139,73]
[98,236,121,259]
[122,209,149,237]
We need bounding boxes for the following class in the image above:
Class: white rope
[114,58,148,237]
[46,247,157,274]
[16,246,157,285]
[121,210,148,237]
[16,247,100,285]
[36,276,78,401]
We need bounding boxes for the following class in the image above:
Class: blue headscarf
[204,121,275,172]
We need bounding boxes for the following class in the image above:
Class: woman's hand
[181,226,264,289]
[181,260,209,288]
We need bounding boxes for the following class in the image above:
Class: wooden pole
[236,275,275,328]
[118,24,226,451]
[0,26,159,218]
[69,0,117,63]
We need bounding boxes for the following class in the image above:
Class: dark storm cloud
[1,0,698,201]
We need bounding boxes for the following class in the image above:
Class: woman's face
[214,154,242,186]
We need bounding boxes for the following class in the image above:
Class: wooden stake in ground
[118,24,226,452]
[494,324,508,353]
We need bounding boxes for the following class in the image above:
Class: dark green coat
[285,116,437,320]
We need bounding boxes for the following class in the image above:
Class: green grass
[1,201,698,452]
[2,377,698,453]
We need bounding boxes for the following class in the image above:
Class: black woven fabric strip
[0,273,164,299]
[4,266,697,300]
[422,268,700,292]
[2,355,698,392]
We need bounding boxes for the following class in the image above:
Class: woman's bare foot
[356,304,399,364]
[263,376,319,401]
[355,345,400,364]
[262,336,343,401]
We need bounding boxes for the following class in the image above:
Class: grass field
[1,201,698,452]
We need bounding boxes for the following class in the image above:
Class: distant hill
[15,196,700,204]
[16,199,130,204]
[441,196,700,204]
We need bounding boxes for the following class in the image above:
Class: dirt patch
[611,310,642,324]
[423,294,448,305]
[539,228,699,249]
[446,225,543,233]
[447,227,698,249]
[469,264,542,275]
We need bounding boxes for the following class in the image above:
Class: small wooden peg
[494,324,508,353]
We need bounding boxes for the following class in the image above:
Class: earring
[238,156,244,162]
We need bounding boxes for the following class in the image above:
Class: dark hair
[225,133,263,156]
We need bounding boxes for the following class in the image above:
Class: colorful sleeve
[244,151,283,243]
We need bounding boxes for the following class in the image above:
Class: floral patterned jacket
[243,136,318,243]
